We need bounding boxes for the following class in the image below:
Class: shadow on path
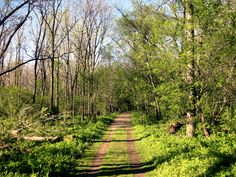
[92,134,150,143]
[68,158,157,177]
[66,146,194,177]
[66,113,194,177]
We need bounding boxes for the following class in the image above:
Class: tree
[32,4,47,104]
[41,0,63,113]
[72,0,111,119]
[181,0,197,137]
[0,0,35,85]
[116,1,181,119]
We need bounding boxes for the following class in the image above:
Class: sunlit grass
[101,129,132,177]
[0,115,115,177]
[132,112,236,177]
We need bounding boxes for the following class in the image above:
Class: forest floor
[75,112,236,177]
[77,113,146,177]
[1,112,235,176]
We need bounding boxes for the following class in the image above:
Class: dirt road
[85,113,145,177]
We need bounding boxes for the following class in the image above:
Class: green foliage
[132,112,159,126]
[0,87,32,117]
[0,115,114,176]
[1,142,79,176]
[115,1,191,119]
[115,0,236,134]
[132,113,236,177]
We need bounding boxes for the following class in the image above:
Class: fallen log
[9,115,63,137]
[9,130,61,142]
[22,136,61,142]
[8,115,64,141]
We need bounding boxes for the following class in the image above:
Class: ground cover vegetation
[132,112,236,177]
[0,0,235,176]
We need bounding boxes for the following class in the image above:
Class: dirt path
[86,113,145,177]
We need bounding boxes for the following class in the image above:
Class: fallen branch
[9,114,63,140]
[22,136,61,142]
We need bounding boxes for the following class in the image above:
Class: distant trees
[0,0,36,84]
[0,0,112,118]
[70,0,112,119]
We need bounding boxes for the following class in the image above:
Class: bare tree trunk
[33,57,38,104]
[90,69,95,119]
[48,0,62,114]
[14,30,24,88]
[40,59,47,108]
[33,12,46,104]
[51,38,55,112]
[65,29,70,111]
[146,61,161,120]
[184,0,196,137]
[56,51,60,113]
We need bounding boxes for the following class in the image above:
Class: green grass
[101,129,132,177]
[3,112,235,177]
[132,112,236,177]
[74,126,112,175]
[75,128,133,177]
[0,115,115,177]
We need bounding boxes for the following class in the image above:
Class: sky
[109,0,133,11]
[1,0,134,64]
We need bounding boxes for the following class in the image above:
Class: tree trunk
[40,60,47,108]
[184,0,196,137]
[186,112,195,137]
[56,53,60,113]
[200,113,210,137]
[51,49,55,112]
[33,58,38,104]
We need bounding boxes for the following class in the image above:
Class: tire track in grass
[86,123,117,175]
[126,113,145,177]
[101,128,132,177]
[85,113,145,176]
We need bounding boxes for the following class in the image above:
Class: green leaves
[133,113,236,176]
[0,86,32,118]
[116,0,235,135]
[0,115,114,176]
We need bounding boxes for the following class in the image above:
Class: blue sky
[109,0,132,10]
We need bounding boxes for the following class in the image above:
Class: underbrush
[0,87,32,118]
[132,112,236,177]
[0,115,114,177]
